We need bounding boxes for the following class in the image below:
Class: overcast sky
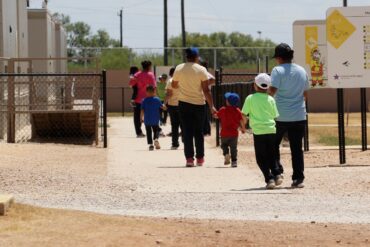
[30,0,370,48]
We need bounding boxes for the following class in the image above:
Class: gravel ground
[1,117,370,224]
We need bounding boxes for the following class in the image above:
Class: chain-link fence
[0,73,107,146]
[68,47,275,72]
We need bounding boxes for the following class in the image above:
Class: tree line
[53,13,276,70]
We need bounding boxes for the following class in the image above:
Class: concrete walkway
[1,117,370,224]
[108,118,272,194]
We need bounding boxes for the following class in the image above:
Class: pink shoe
[196,158,204,166]
[186,158,195,167]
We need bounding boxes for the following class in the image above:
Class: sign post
[327,5,370,163]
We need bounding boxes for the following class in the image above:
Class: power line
[125,0,156,9]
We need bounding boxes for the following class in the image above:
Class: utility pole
[181,0,186,61]
[118,8,123,47]
[257,31,262,39]
[164,0,168,65]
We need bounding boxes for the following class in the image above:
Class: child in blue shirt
[141,85,166,151]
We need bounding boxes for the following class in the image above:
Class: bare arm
[140,109,144,123]
[165,89,172,105]
[304,91,308,101]
[201,80,217,114]
[172,80,179,89]
[208,78,215,86]
[269,86,278,97]
[240,117,246,133]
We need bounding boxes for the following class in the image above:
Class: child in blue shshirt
[141,85,166,151]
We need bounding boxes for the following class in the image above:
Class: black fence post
[361,88,367,151]
[122,87,125,117]
[102,70,108,148]
[304,98,310,152]
[337,88,346,164]
[215,69,221,147]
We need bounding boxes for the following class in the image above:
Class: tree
[90,30,120,48]
[52,12,71,26]
[168,32,276,68]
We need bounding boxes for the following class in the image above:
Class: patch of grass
[308,112,370,125]
[309,125,370,146]
[317,135,361,146]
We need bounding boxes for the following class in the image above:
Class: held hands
[210,106,218,116]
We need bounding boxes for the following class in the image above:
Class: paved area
[1,117,370,223]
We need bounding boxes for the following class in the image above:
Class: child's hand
[162,105,167,111]
[140,117,144,123]
[213,113,219,119]
[240,128,246,134]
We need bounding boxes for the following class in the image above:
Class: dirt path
[0,117,370,224]
[1,204,369,247]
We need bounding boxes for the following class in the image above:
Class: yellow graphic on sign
[327,10,356,49]
[305,26,318,64]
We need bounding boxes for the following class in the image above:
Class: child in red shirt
[216,92,246,167]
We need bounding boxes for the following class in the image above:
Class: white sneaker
[224,154,231,165]
[275,175,284,186]
[266,179,276,190]
[291,180,305,188]
[154,139,161,150]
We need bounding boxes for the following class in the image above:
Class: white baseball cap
[255,73,271,90]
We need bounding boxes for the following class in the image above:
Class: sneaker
[291,179,305,188]
[196,158,205,166]
[224,154,231,165]
[137,133,146,138]
[186,158,195,167]
[231,161,237,168]
[149,145,154,151]
[154,139,161,149]
[275,175,284,186]
[266,179,276,190]
[171,145,179,150]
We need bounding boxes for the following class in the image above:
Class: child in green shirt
[242,73,283,190]
[157,74,168,126]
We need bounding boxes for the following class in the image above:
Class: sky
[30,0,370,48]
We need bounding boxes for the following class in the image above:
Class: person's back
[244,93,278,135]
[270,43,309,189]
[217,92,244,167]
[271,63,308,122]
[175,62,208,105]
[141,86,164,151]
[134,71,156,104]
[218,106,243,138]
[142,96,162,126]
[171,47,216,167]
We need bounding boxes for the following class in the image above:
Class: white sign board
[327,6,370,88]
[293,20,328,88]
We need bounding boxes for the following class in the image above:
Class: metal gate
[0,72,107,147]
